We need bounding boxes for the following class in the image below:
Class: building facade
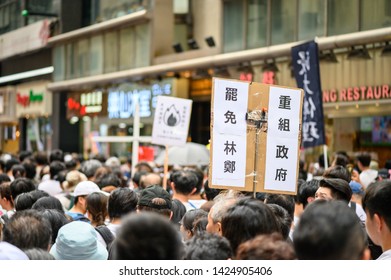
[1,0,391,165]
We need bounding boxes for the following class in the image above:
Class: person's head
[32,196,64,213]
[113,212,183,260]
[108,187,138,221]
[5,158,20,174]
[0,173,11,184]
[86,192,109,227]
[9,178,36,201]
[63,170,87,192]
[362,180,391,250]
[206,190,244,235]
[293,200,369,260]
[264,193,295,221]
[316,178,352,203]
[49,149,64,163]
[11,164,26,179]
[24,248,56,260]
[137,185,172,218]
[2,209,52,250]
[19,150,32,162]
[0,182,13,210]
[183,167,204,195]
[14,190,49,211]
[50,221,108,260]
[221,197,279,253]
[49,161,67,180]
[34,151,48,166]
[184,232,233,260]
[80,159,103,180]
[180,209,208,241]
[22,158,37,180]
[236,233,296,260]
[332,153,349,167]
[96,172,121,191]
[266,204,292,240]
[356,152,371,170]
[298,179,319,208]
[131,170,149,188]
[170,170,198,196]
[139,173,163,189]
[135,161,153,173]
[203,179,222,201]
[72,181,107,214]
[323,165,351,183]
[39,209,70,245]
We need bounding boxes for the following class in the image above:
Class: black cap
[138,185,172,210]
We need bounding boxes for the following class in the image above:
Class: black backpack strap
[95,225,115,248]
[350,201,356,211]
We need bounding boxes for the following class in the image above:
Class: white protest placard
[211,78,249,188]
[152,96,192,147]
[264,86,302,193]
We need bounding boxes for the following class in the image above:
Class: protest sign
[210,78,303,195]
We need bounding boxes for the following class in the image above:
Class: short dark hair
[298,179,320,208]
[264,193,295,221]
[181,209,208,232]
[49,161,67,179]
[323,165,351,183]
[32,196,64,213]
[10,178,37,201]
[2,209,52,250]
[184,232,233,260]
[293,200,367,260]
[114,212,183,260]
[267,204,292,240]
[357,152,371,167]
[362,180,391,230]
[319,178,352,203]
[14,190,49,211]
[170,170,198,195]
[39,209,70,245]
[108,188,138,220]
[221,198,279,253]
[49,149,64,163]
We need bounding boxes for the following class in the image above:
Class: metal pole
[131,101,140,177]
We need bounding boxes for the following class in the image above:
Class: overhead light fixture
[262,59,279,72]
[381,41,391,57]
[172,43,184,53]
[205,36,216,47]
[187,38,199,50]
[346,46,371,60]
[319,50,339,63]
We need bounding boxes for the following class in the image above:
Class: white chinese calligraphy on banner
[264,87,301,192]
[211,78,249,187]
[151,96,192,147]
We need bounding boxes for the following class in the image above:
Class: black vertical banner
[291,41,326,148]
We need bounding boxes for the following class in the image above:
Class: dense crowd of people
[0,149,390,260]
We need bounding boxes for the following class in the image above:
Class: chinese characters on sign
[212,79,249,187]
[291,41,325,148]
[264,87,302,193]
[151,96,192,147]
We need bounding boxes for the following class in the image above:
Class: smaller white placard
[152,96,192,147]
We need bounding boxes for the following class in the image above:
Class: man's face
[315,186,333,201]
[206,208,221,235]
[365,211,380,246]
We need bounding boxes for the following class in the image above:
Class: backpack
[95,225,115,248]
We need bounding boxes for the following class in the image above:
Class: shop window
[223,0,245,53]
[104,31,119,73]
[270,0,296,45]
[119,27,134,70]
[134,24,150,68]
[328,0,359,35]
[75,39,90,77]
[90,35,104,76]
[0,0,20,35]
[65,43,76,79]
[298,0,325,40]
[53,45,65,81]
[360,0,391,31]
[247,0,268,49]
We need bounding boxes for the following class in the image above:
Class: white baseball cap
[71,181,109,197]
